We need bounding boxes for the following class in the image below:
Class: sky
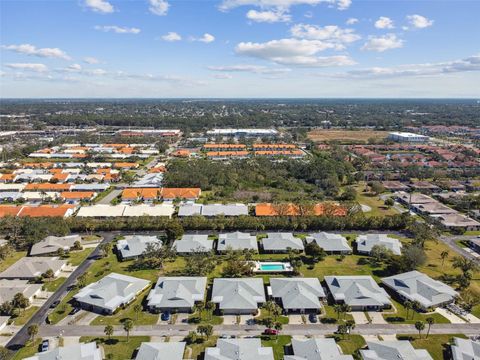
[1,0,479,98]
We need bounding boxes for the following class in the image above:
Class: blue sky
[1,0,479,98]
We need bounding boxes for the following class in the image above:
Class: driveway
[350,312,369,324]
[175,313,189,324]
[435,308,466,324]
[223,316,237,325]
[289,315,304,325]
[368,312,388,324]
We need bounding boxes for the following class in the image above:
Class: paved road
[440,235,480,263]
[96,188,122,205]
[6,232,117,350]
[37,323,480,337]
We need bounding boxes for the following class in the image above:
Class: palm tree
[415,321,425,339]
[274,322,283,341]
[426,317,435,338]
[27,323,39,342]
[404,301,413,320]
[104,325,114,340]
[345,319,355,338]
[205,301,215,320]
[123,319,134,342]
[340,303,351,319]
[440,251,449,269]
[133,304,142,321]
[333,304,341,319]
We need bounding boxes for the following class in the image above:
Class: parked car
[50,300,60,309]
[41,340,49,352]
[161,312,171,321]
[308,313,318,323]
[263,328,278,336]
[69,307,81,315]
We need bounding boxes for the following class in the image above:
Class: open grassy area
[0,251,26,272]
[12,306,39,325]
[42,277,65,292]
[13,339,41,360]
[354,184,399,217]
[91,290,158,326]
[67,248,94,266]
[322,305,354,323]
[383,298,449,324]
[187,310,224,325]
[255,310,289,325]
[397,334,467,360]
[327,334,366,355]
[260,335,292,360]
[80,336,150,360]
[185,336,218,359]
[308,129,389,143]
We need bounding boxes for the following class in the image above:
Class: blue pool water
[260,264,285,271]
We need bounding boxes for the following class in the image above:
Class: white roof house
[270,278,325,312]
[77,204,174,218]
[205,338,274,360]
[285,338,353,360]
[30,235,82,256]
[135,342,186,360]
[217,232,258,252]
[261,233,304,252]
[116,235,162,260]
[360,340,432,360]
[382,271,458,309]
[450,337,480,360]
[172,234,214,253]
[0,257,66,280]
[24,342,102,360]
[147,277,207,311]
[0,279,42,303]
[306,232,352,254]
[74,272,150,314]
[211,278,266,314]
[178,204,249,217]
[324,275,391,311]
[356,234,402,256]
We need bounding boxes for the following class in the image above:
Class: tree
[333,304,342,319]
[56,248,65,257]
[222,256,254,278]
[440,251,449,269]
[0,346,9,360]
[341,186,357,201]
[197,324,213,340]
[415,321,425,339]
[205,301,215,320]
[305,242,326,263]
[263,317,274,329]
[72,240,83,251]
[135,243,176,270]
[12,293,30,312]
[28,323,39,341]
[426,317,435,338]
[408,222,439,248]
[339,304,351,319]
[369,244,393,266]
[166,221,184,242]
[369,181,385,195]
[0,301,14,316]
[123,319,134,342]
[99,242,112,258]
[133,304,142,321]
[399,246,427,271]
[42,268,55,280]
[336,324,348,339]
[274,322,283,340]
[185,330,198,345]
[104,325,114,340]
[404,301,413,320]
[77,273,88,288]
[345,319,355,337]
[384,198,395,207]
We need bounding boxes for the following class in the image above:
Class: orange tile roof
[19,205,75,218]
[70,146,91,151]
[0,174,16,182]
[103,143,128,148]
[254,150,303,156]
[49,168,64,174]
[256,203,347,217]
[149,166,166,173]
[24,183,72,191]
[161,188,201,199]
[173,149,191,157]
[122,188,162,200]
[73,154,88,158]
[206,151,249,157]
[113,162,138,168]
[96,168,111,174]
[203,144,247,149]
[52,173,69,182]
[60,191,95,200]
[118,147,135,154]
[23,162,54,168]
[0,205,22,217]
[38,148,53,154]
[253,144,296,149]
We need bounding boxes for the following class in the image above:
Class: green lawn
[187,310,224,325]
[397,334,467,360]
[255,311,289,325]
[67,248,94,266]
[12,306,39,325]
[260,335,291,360]
[13,339,41,360]
[42,277,65,292]
[80,336,150,360]
[327,334,366,355]
[322,305,354,324]
[91,290,158,326]
[185,336,218,359]
[0,251,26,272]
[354,184,398,217]
[82,234,103,242]
[383,298,450,324]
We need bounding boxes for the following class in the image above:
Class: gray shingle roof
[0,257,66,280]
[116,235,162,259]
[382,271,458,309]
[0,279,42,303]
[217,232,258,252]
[262,233,304,252]
[201,204,249,217]
[356,234,402,256]
[305,233,352,253]
[30,235,81,256]
[135,342,186,360]
[173,234,214,253]
[74,272,150,313]
[147,277,207,309]
[205,338,274,360]
[212,278,265,311]
[451,338,480,360]
[270,278,325,310]
[324,276,391,308]
[24,342,102,360]
[285,338,353,360]
[360,341,432,360]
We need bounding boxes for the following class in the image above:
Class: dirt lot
[308,129,389,143]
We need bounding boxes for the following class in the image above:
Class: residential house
[205,338,274,360]
[24,342,102,360]
[360,341,432,360]
[305,232,352,254]
[356,234,402,256]
[284,338,353,360]
[450,337,480,360]
[217,232,258,252]
[172,234,214,254]
[29,235,82,256]
[261,233,304,253]
[0,279,42,304]
[0,257,67,280]
[270,278,325,314]
[135,342,186,360]
[211,278,266,314]
[116,235,162,261]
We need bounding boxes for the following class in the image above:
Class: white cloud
[84,0,114,13]
[361,33,403,52]
[85,68,108,76]
[246,9,291,23]
[375,16,394,29]
[83,57,100,64]
[346,17,358,25]
[2,44,71,60]
[219,0,351,12]
[161,32,182,42]
[149,0,170,16]
[208,64,291,74]
[213,73,234,79]
[65,64,82,72]
[195,33,215,43]
[406,14,434,29]
[94,25,141,34]
[331,55,480,79]
[290,24,361,45]
[235,38,356,66]
[5,63,48,72]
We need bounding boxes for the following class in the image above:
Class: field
[308,129,389,143]
[79,336,150,360]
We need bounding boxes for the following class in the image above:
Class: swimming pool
[252,261,293,273]
[260,264,285,271]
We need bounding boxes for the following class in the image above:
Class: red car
[263,328,278,335]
